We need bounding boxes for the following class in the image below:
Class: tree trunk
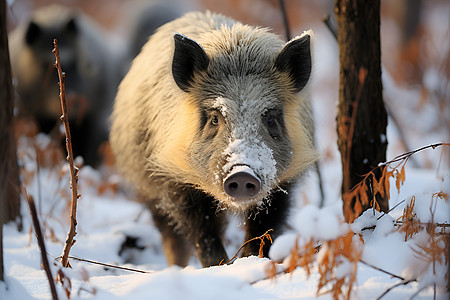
[1,0,21,281]
[335,0,388,222]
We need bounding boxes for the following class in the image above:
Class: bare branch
[221,229,273,265]
[322,14,338,40]
[379,143,449,167]
[359,259,407,281]
[25,192,59,300]
[278,0,291,41]
[376,279,415,300]
[65,256,151,274]
[52,39,80,268]
[408,284,431,300]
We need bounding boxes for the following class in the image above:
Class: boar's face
[172,31,313,210]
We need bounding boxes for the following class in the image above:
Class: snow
[213,96,229,117]
[2,2,450,300]
[224,165,259,182]
[88,263,269,300]
[2,162,448,298]
[293,203,348,241]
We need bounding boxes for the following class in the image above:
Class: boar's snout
[223,166,261,199]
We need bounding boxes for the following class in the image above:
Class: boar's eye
[200,110,221,129]
[263,109,283,140]
[211,115,219,126]
[200,111,222,140]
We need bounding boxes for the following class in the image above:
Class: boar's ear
[275,33,312,92]
[26,21,41,45]
[172,33,210,92]
[65,16,78,36]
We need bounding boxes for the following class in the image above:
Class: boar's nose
[224,171,261,199]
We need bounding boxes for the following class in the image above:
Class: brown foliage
[316,231,362,300]
[56,269,72,299]
[343,165,395,223]
[286,238,318,277]
[412,232,448,268]
[221,229,273,265]
[395,165,406,193]
[396,196,422,241]
[265,261,278,281]
[343,143,448,223]
[263,237,320,282]
[263,231,363,300]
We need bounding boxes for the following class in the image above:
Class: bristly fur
[110,11,318,267]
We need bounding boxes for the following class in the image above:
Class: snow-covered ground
[2,1,449,299]
[2,131,448,300]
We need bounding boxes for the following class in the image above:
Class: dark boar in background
[126,0,186,61]
[9,5,122,166]
[110,11,318,267]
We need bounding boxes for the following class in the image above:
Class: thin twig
[359,259,407,281]
[77,286,97,297]
[322,14,337,40]
[278,0,291,41]
[376,279,415,300]
[25,192,59,300]
[379,143,449,167]
[395,221,449,228]
[361,199,407,231]
[34,145,42,214]
[408,284,429,300]
[221,229,273,265]
[53,39,80,268]
[347,143,448,199]
[383,100,419,167]
[377,199,406,220]
[315,161,326,208]
[65,256,151,274]
[361,219,449,232]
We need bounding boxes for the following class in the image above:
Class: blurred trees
[1,0,21,281]
[335,0,388,222]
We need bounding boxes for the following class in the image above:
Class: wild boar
[110,11,318,267]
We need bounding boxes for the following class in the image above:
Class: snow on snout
[214,96,278,192]
[222,138,277,187]
[224,165,258,181]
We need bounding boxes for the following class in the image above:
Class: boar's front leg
[149,188,228,268]
[241,183,291,258]
[151,209,192,267]
[182,188,229,267]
